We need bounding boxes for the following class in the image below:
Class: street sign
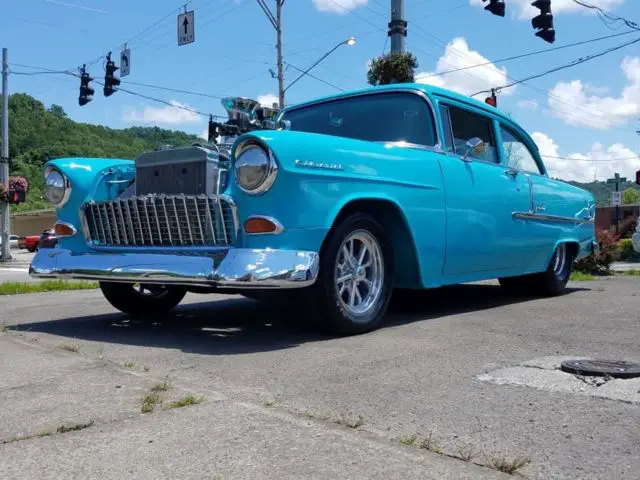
[120,48,130,77]
[612,191,622,207]
[178,10,195,46]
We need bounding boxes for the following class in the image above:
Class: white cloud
[199,128,209,140]
[257,93,279,107]
[313,0,367,14]
[532,132,640,183]
[415,37,514,96]
[123,100,201,126]
[547,56,640,130]
[517,99,538,111]
[470,0,625,19]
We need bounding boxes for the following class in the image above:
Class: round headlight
[44,167,71,207]
[234,143,277,195]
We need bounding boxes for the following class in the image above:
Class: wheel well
[565,242,579,260]
[325,199,421,288]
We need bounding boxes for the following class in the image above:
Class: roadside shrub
[617,239,640,262]
[574,230,618,274]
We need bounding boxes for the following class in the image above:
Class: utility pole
[256,1,285,108]
[607,172,626,235]
[276,0,284,108]
[389,0,407,53]
[0,48,10,262]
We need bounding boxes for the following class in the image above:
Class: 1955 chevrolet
[30,84,598,335]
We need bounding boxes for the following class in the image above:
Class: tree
[48,104,67,118]
[622,187,640,206]
[367,52,418,86]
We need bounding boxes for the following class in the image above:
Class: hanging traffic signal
[483,0,505,17]
[79,65,94,106]
[104,52,121,97]
[485,89,497,107]
[208,115,218,143]
[531,0,555,43]
[636,169,640,186]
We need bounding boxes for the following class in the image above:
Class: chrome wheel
[552,244,568,278]
[334,230,384,320]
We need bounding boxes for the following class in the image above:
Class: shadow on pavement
[15,283,588,356]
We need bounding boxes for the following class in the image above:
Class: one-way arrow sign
[177,10,195,46]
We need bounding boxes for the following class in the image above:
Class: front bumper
[29,248,319,289]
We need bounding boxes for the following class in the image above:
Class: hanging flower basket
[0,176,29,203]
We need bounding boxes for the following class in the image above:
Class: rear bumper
[29,247,319,289]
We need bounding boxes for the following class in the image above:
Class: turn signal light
[54,222,76,238]
[244,217,280,235]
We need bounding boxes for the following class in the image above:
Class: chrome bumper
[29,248,319,289]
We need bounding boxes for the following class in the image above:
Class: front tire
[99,282,186,317]
[313,213,393,335]
[499,243,574,297]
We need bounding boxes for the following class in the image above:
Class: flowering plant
[0,176,29,202]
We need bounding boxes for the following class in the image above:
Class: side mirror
[462,137,484,162]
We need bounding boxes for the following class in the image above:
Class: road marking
[0,267,30,273]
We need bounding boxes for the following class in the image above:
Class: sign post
[607,173,627,234]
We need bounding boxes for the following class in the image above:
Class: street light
[284,37,356,93]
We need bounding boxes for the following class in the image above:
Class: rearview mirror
[462,137,484,162]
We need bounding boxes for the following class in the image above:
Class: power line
[570,0,639,31]
[471,36,640,96]
[120,80,224,99]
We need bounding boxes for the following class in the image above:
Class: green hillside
[7,93,200,212]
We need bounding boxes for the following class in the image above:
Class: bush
[574,230,618,274]
[617,238,640,262]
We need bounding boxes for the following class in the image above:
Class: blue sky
[3,0,639,182]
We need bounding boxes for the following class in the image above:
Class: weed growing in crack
[141,393,161,413]
[58,343,80,353]
[487,454,531,474]
[163,395,205,410]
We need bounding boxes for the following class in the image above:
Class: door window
[500,126,542,174]
[447,106,498,163]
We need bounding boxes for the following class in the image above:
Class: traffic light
[636,169,640,186]
[483,0,505,17]
[531,0,555,43]
[79,65,94,106]
[485,89,497,107]
[104,52,121,97]
[208,115,218,143]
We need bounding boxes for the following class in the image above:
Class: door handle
[504,169,518,178]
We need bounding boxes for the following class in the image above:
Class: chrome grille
[84,195,237,247]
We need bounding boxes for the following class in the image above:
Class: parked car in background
[21,234,41,252]
[30,84,597,335]
[38,229,58,249]
[0,234,21,249]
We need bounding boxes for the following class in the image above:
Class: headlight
[234,142,278,195]
[44,166,71,207]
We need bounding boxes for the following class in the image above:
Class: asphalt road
[1,277,639,479]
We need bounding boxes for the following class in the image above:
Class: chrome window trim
[233,140,279,195]
[512,212,595,225]
[278,88,443,152]
[244,215,285,235]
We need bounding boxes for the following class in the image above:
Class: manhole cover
[560,359,640,379]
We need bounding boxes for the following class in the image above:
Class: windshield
[281,91,437,146]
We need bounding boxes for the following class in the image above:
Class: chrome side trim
[53,221,77,238]
[512,212,595,225]
[244,215,285,235]
[29,248,320,289]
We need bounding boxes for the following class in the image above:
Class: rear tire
[499,244,574,297]
[99,282,186,317]
[312,213,393,335]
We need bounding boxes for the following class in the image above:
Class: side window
[500,126,542,174]
[447,106,498,163]
[282,92,437,146]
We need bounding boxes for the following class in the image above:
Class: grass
[124,362,136,369]
[163,395,205,410]
[620,269,640,276]
[0,280,98,296]
[397,432,440,453]
[455,443,478,462]
[333,413,365,429]
[2,420,94,444]
[2,430,52,444]
[0,323,7,333]
[570,271,597,281]
[150,380,170,393]
[141,393,161,414]
[55,420,94,434]
[58,343,80,353]
[487,455,531,475]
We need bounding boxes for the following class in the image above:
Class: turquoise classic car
[30,84,598,335]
